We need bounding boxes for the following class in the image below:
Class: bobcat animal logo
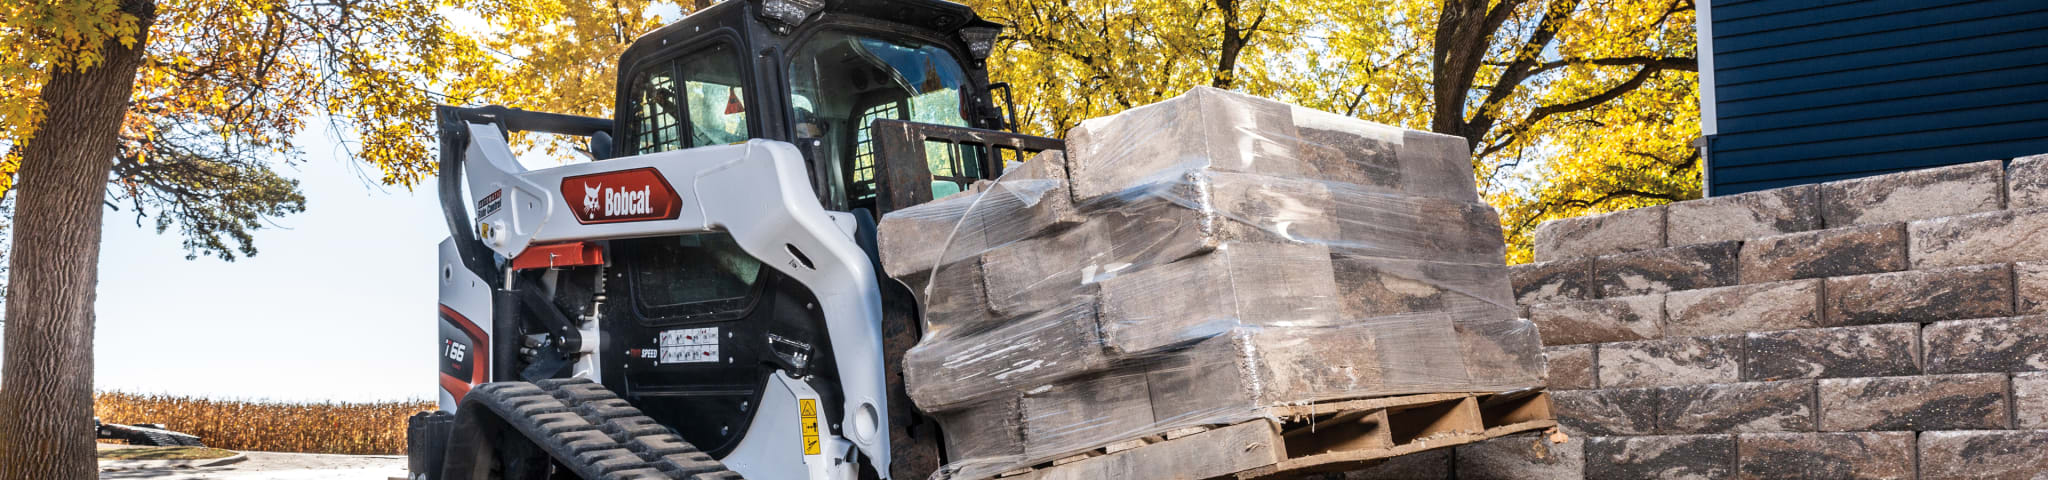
[582,183,602,217]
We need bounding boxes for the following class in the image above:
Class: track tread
[463,378,744,479]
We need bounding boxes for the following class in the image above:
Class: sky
[92,122,449,403]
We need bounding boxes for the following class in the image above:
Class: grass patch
[98,446,238,460]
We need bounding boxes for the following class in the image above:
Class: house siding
[1705,0,2048,195]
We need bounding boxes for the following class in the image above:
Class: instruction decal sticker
[799,399,820,455]
[656,327,719,364]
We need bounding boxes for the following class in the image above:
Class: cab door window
[624,43,752,156]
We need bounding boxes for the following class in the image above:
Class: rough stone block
[1822,264,2013,326]
[1817,373,2010,431]
[879,188,990,279]
[1021,369,1155,460]
[1510,258,1593,304]
[1598,336,1742,388]
[1147,319,1478,419]
[1584,434,1736,480]
[1532,206,1665,262]
[1743,324,1920,381]
[1819,159,2005,227]
[1527,295,1663,346]
[1313,448,1452,479]
[1738,223,1907,284]
[1453,316,1549,392]
[1454,432,1584,480]
[1923,315,2048,373]
[975,150,1084,246]
[1667,184,1821,247]
[2022,262,2048,315]
[1736,432,1914,480]
[1329,253,1515,322]
[1551,388,1658,436]
[1910,206,2048,268]
[2016,372,2048,428]
[978,223,1111,317]
[903,302,1107,411]
[931,394,1024,467]
[1592,241,1741,297]
[1656,380,1815,434]
[1097,242,1340,355]
[1664,280,1823,337]
[1918,430,2048,480]
[2010,153,2048,209]
[1545,344,1596,390]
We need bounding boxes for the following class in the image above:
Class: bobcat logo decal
[582,183,602,216]
[559,168,680,224]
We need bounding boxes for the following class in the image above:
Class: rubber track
[464,378,744,480]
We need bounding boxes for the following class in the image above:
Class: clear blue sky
[93,122,447,403]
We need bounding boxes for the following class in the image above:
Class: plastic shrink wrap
[877,87,1546,479]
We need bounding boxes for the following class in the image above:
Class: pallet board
[987,390,1555,480]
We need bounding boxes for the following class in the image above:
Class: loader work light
[959,25,998,59]
[757,0,826,31]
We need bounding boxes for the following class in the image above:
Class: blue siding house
[1699,0,2048,195]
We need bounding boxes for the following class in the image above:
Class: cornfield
[95,392,435,455]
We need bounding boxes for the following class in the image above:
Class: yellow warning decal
[799,399,821,455]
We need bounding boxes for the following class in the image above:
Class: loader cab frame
[610,0,1011,213]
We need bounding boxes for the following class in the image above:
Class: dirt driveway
[100,450,407,480]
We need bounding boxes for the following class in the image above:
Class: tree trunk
[0,1,155,478]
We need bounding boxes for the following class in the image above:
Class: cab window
[624,43,752,156]
[787,31,974,211]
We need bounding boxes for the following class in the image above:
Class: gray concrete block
[1822,264,2014,326]
[1743,324,1920,381]
[1021,369,1155,460]
[1666,184,1821,247]
[1545,344,1597,390]
[1510,258,1593,304]
[1819,159,2005,227]
[1527,295,1664,346]
[1097,242,1340,355]
[1735,432,1914,480]
[1664,280,1823,337]
[1918,430,2048,480]
[2009,153,2048,209]
[979,222,1112,317]
[1592,241,1741,297]
[932,394,1025,468]
[1551,388,1659,435]
[1532,206,1665,262]
[2021,262,2048,315]
[1330,253,1514,322]
[2016,371,2048,428]
[1329,187,1508,265]
[1454,432,1584,480]
[878,190,989,278]
[902,301,1108,411]
[1312,448,1452,480]
[1584,434,1736,480]
[1598,336,1742,388]
[1737,223,1907,284]
[1817,373,2010,431]
[1454,316,1550,392]
[1909,206,2048,268]
[1923,315,2048,374]
[1656,380,1815,434]
[973,150,1085,247]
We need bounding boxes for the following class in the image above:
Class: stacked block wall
[1311,154,2048,479]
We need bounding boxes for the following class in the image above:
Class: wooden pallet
[988,390,1556,480]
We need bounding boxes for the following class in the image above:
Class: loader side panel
[437,238,495,412]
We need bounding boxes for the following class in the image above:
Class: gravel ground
[100,450,407,480]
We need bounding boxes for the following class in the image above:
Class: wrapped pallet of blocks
[877,87,1546,480]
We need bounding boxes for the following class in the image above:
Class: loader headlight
[756,0,826,32]
[959,25,999,60]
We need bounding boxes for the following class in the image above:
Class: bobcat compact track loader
[407,1,1061,478]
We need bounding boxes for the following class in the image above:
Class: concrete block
[1545,344,1597,390]
[1666,184,1821,247]
[932,394,1024,466]
[1738,223,1907,284]
[1021,369,1155,460]
[1551,389,1659,436]
[1664,279,1823,337]
[977,150,1084,246]
[1743,324,1920,381]
[1532,206,1664,262]
[1313,448,1452,479]
[1592,241,1741,297]
[905,259,1000,337]
[902,302,1107,411]
[1909,206,2048,268]
[2021,262,2048,315]
[1735,432,1914,480]
[1527,295,1663,346]
[1453,316,1549,392]
[1329,253,1515,322]
[1584,434,1735,480]
[1923,315,2048,373]
[1146,319,1479,417]
[1918,430,2048,480]
[979,223,1112,317]
[1817,373,2010,431]
[1328,178,1508,266]
[2009,153,2048,209]
[1822,264,2013,326]
[1819,159,2004,227]
[1598,336,1742,388]
[1510,258,1593,304]
[2016,372,2048,428]
[1454,432,1584,480]
[1656,381,1815,434]
[1097,243,1340,355]
[878,190,988,278]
